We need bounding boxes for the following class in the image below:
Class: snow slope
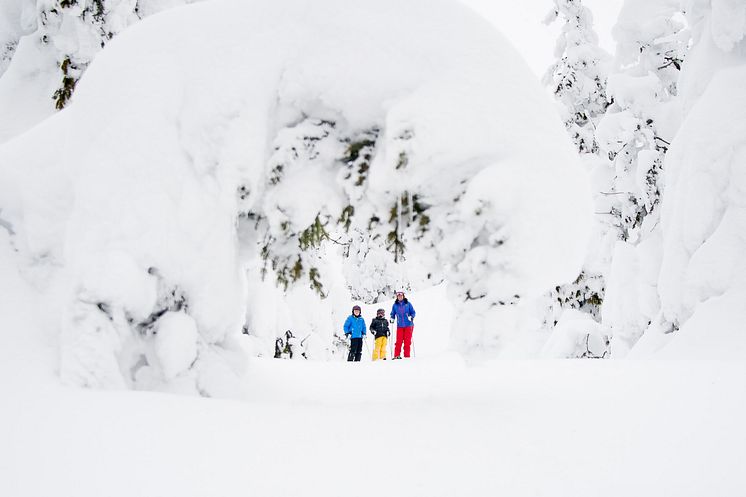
[2,234,745,497]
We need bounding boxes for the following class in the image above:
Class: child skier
[343,305,366,362]
[369,308,390,361]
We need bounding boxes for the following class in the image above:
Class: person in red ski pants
[390,290,416,359]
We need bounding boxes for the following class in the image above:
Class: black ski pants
[348,337,363,362]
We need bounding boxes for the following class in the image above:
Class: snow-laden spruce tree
[593,0,690,354]
[629,0,746,359]
[0,0,195,144]
[252,118,424,304]
[541,0,611,357]
[0,0,590,394]
[0,0,25,77]
[544,0,611,155]
[35,0,201,109]
[598,0,688,243]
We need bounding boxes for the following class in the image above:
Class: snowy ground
[4,358,745,496]
[2,235,745,497]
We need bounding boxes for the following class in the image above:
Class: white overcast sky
[457,0,625,77]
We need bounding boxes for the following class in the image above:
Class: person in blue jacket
[390,291,416,359]
[343,305,366,362]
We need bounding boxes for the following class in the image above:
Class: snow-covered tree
[0,35,18,78]
[0,0,25,77]
[34,0,201,109]
[542,0,610,357]
[544,0,611,154]
[596,75,667,245]
[542,0,694,356]
[0,0,591,392]
[0,0,195,145]
[0,40,15,76]
[598,0,689,244]
[630,0,746,358]
[253,117,345,296]
[594,0,690,353]
[613,0,688,95]
[243,117,412,304]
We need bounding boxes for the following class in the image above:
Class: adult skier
[343,305,366,362]
[390,291,416,359]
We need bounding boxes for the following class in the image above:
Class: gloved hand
[389,319,394,324]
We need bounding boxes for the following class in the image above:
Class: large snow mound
[0,0,590,389]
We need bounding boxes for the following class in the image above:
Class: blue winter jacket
[343,315,367,338]
[390,299,416,328]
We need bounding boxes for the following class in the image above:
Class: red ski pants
[395,326,414,358]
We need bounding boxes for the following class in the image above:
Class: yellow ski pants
[372,336,388,361]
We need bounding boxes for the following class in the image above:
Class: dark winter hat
[352,305,361,313]
[376,308,385,315]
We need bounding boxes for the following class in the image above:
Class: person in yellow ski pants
[368,308,391,361]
